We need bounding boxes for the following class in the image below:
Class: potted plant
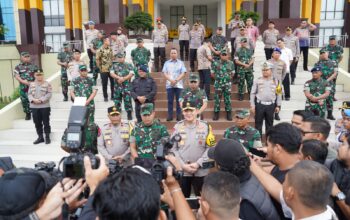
[124,12,153,35]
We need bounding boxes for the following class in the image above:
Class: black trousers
[100,72,115,99]
[180,176,204,198]
[179,40,189,60]
[254,102,275,137]
[198,69,211,99]
[135,101,154,123]
[189,49,198,71]
[300,46,309,70]
[264,48,274,60]
[282,73,290,99]
[231,38,236,57]
[290,58,298,81]
[31,107,51,136]
[154,47,166,72]
[87,49,94,72]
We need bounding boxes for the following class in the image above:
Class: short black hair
[277,38,284,42]
[110,32,117,35]
[268,20,275,24]
[170,47,177,52]
[293,110,314,120]
[304,116,331,139]
[301,139,328,164]
[224,157,250,177]
[202,171,240,218]
[287,161,333,209]
[93,168,161,220]
[266,122,302,154]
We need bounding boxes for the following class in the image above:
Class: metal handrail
[42,40,84,53]
[309,34,348,48]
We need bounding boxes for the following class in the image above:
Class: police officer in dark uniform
[131,65,157,123]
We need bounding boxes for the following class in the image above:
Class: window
[43,0,65,26]
[318,28,343,47]
[170,6,184,30]
[0,0,16,41]
[193,5,207,27]
[45,34,66,53]
[320,0,344,20]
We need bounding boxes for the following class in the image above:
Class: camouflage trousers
[326,81,335,111]
[61,75,68,96]
[305,101,326,118]
[114,85,133,112]
[214,85,232,112]
[19,84,30,114]
[237,71,254,95]
[87,102,95,123]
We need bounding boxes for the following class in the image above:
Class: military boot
[274,113,281,121]
[25,113,31,120]
[213,112,219,121]
[45,133,51,144]
[327,111,335,120]
[33,135,44,145]
[238,94,244,101]
[63,94,68,102]
[226,111,233,121]
[127,111,133,120]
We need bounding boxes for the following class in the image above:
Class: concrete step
[0,129,65,141]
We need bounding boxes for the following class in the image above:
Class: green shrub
[230,10,260,24]
[124,12,153,35]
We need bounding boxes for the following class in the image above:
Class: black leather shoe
[238,94,244,101]
[327,111,335,120]
[104,97,108,102]
[285,97,290,101]
[45,133,51,144]
[25,113,31,120]
[166,117,173,121]
[33,136,44,145]
[176,115,182,121]
[274,113,281,121]
[63,95,68,101]
[213,112,219,121]
[226,111,232,121]
[127,111,133,120]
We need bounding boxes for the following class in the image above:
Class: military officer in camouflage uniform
[57,42,73,101]
[110,52,135,120]
[131,37,151,77]
[130,103,169,169]
[234,38,255,101]
[209,27,228,61]
[179,73,208,118]
[304,66,331,118]
[269,47,286,121]
[98,106,133,167]
[211,49,235,121]
[14,52,39,120]
[224,109,262,150]
[70,65,98,123]
[315,49,338,119]
[171,100,216,197]
[91,30,105,81]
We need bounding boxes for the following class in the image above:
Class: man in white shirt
[250,159,338,220]
[85,21,99,72]
[277,38,293,101]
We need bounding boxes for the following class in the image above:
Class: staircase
[0,41,347,168]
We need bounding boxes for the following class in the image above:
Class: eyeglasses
[190,81,197,83]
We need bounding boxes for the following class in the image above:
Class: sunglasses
[190,81,198,83]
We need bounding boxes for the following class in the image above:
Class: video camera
[151,134,183,183]
[62,106,100,179]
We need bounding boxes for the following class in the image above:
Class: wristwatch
[334,191,346,201]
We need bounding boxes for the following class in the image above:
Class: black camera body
[62,106,100,179]
[151,134,183,183]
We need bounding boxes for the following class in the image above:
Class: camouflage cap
[99,30,106,35]
[182,100,196,111]
[329,35,336,40]
[220,49,228,55]
[108,106,121,116]
[240,37,247,43]
[141,103,154,116]
[138,64,149,73]
[340,101,350,110]
[136,37,143,43]
[189,73,199,82]
[20,52,30,57]
[115,52,125,58]
[261,62,273,70]
[319,48,327,54]
[72,49,81,53]
[311,66,322,72]
[63,42,69,48]
[79,64,87,71]
[235,109,250,118]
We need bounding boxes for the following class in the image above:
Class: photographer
[97,106,132,166]
[171,100,216,197]
[79,154,195,220]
